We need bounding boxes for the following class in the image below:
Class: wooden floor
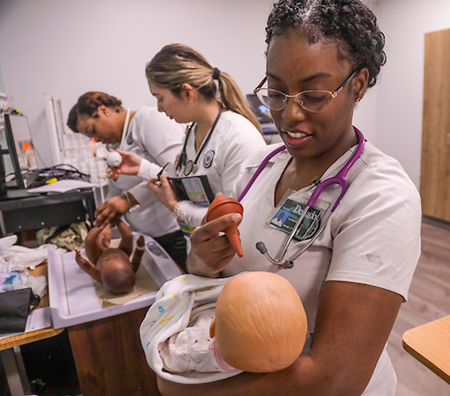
[387,217,450,395]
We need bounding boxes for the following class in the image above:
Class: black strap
[176,105,223,175]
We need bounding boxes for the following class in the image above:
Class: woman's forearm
[176,201,207,228]
[156,358,325,396]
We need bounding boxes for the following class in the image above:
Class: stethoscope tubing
[237,144,286,202]
[306,127,365,212]
[176,105,223,177]
[253,127,366,269]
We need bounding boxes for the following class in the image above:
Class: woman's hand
[108,149,142,176]
[147,173,179,212]
[94,194,133,228]
[187,210,243,277]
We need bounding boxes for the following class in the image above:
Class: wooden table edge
[402,328,450,384]
[0,327,64,351]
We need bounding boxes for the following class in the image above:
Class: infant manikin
[211,271,307,373]
[75,218,145,295]
[140,271,307,384]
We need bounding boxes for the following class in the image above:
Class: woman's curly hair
[67,91,123,133]
[266,0,386,88]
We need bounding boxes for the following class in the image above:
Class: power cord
[30,163,90,188]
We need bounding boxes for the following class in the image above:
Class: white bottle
[105,151,122,167]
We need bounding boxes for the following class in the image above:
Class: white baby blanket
[140,273,244,384]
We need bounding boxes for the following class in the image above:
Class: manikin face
[149,83,191,124]
[76,105,123,144]
[266,31,365,165]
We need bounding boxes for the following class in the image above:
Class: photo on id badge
[269,198,327,241]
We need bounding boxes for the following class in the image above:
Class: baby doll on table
[75,218,145,295]
[140,271,308,384]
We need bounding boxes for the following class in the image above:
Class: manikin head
[100,250,136,295]
[210,272,307,373]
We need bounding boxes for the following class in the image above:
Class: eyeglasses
[253,70,359,113]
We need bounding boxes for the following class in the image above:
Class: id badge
[268,194,330,241]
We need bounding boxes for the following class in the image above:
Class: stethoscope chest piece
[183,160,198,177]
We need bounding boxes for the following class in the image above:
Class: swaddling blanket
[140,273,244,384]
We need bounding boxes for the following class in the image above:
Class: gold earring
[355,98,361,103]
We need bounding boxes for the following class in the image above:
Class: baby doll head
[211,271,307,373]
[100,250,136,295]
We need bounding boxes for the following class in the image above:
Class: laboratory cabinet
[420,28,450,222]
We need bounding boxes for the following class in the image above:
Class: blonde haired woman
[116,43,267,229]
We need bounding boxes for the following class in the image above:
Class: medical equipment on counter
[247,127,365,269]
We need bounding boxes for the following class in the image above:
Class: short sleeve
[133,107,184,159]
[215,117,266,196]
[327,162,422,300]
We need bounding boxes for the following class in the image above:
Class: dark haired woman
[67,91,187,269]
[158,1,421,395]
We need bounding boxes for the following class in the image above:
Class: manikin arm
[115,218,134,257]
[130,235,145,273]
[83,226,108,265]
[75,250,102,283]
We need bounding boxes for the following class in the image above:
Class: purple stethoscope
[238,127,365,269]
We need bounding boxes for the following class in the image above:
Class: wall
[0,0,272,167]
[1,0,449,188]
[371,0,450,188]
[0,65,4,93]
[351,1,379,147]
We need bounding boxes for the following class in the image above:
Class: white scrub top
[136,110,266,228]
[223,140,422,396]
[177,111,266,227]
[107,106,184,237]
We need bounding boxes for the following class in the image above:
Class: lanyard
[176,105,223,176]
[105,108,131,182]
[118,108,131,150]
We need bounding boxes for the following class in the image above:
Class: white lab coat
[137,110,267,227]
[107,106,184,237]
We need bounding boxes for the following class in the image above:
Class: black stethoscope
[175,105,223,177]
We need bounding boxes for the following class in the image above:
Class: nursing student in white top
[110,44,266,230]
[157,1,422,396]
[67,92,187,269]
